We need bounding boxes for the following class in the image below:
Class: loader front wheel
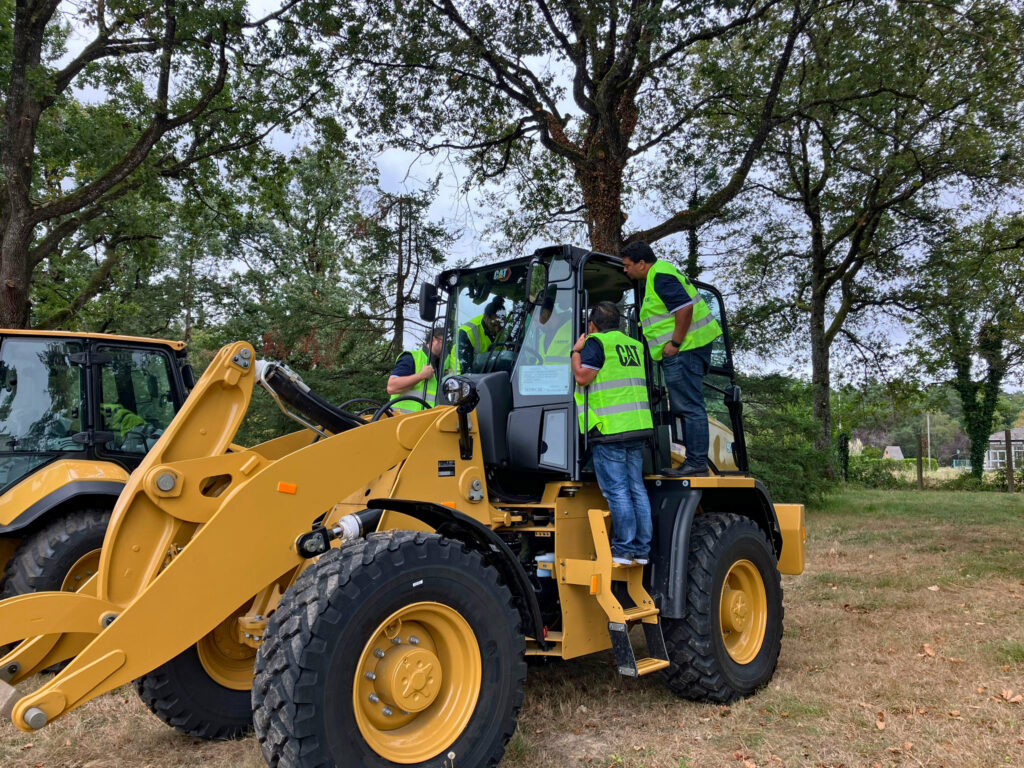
[134,641,254,740]
[661,513,783,703]
[253,531,526,768]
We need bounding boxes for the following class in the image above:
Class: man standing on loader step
[387,326,443,412]
[572,301,654,566]
[621,241,722,477]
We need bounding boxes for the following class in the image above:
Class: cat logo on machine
[493,267,511,282]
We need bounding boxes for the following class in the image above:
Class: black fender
[0,481,124,536]
[645,479,782,620]
[368,498,548,649]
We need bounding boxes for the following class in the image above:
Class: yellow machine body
[0,339,804,734]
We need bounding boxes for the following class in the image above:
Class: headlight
[443,377,462,405]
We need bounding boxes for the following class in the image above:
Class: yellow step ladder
[562,509,670,677]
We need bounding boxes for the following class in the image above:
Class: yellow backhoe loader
[0,245,805,768]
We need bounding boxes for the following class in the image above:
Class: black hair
[484,297,505,317]
[427,324,445,340]
[621,241,656,264]
[589,301,621,332]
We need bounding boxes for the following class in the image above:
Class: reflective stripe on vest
[392,348,437,413]
[640,260,722,361]
[573,331,654,436]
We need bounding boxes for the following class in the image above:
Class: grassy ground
[2,489,1022,768]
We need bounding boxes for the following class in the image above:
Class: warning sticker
[438,460,456,477]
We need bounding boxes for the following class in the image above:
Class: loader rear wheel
[661,513,783,703]
[253,531,526,768]
[0,508,110,599]
[134,641,254,740]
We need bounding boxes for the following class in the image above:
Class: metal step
[622,605,659,621]
[634,658,670,675]
[608,620,670,677]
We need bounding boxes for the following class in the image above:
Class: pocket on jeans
[662,354,684,381]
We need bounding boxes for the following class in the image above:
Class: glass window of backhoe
[442,263,531,377]
[97,347,175,454]
[698,288,729,369]
[513,287,574,397]
[0,337,85,453]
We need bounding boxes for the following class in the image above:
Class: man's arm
[387,353,430,395]
[572,336,602,386]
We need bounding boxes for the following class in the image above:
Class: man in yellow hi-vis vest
[622,241,722,476]
[571,301,654,565]
[387,326,443,412]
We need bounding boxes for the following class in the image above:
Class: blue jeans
[661,342,712,469]
[592,439,653,558]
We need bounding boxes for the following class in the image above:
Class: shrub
[848,456,904,489]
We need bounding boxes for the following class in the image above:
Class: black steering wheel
[337,397,393,419]
[370,396,434,422]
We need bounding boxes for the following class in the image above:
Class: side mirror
[419,281,439,321]
[526,260,548,305]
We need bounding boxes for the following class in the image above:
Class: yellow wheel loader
[0,245,805,768]
[0,331,193,602]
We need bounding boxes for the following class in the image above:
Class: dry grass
[2,489,1022,768]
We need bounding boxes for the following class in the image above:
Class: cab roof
[0,328,186,351]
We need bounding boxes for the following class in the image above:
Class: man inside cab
[571,301,654,566]
[387,326,443,412]
[621,241,722,476]
[452,297,506,374]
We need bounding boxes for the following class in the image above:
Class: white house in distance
[985,427,1024,471]
[883,445,905,460]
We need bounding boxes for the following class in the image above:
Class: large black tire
[661,513,784,703]
[0,507,111,598]
[134,645,254,740]
[253,531,527,768]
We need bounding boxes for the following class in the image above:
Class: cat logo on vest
[615,345,642,367]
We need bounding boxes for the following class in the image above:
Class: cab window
[0,337,85,453]
[97,347,175,454]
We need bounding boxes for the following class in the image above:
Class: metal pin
[24,707,48,730]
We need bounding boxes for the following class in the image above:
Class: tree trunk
[0,218,34,328]
[392,197,407,358]
[686,189,700,280]
[577,157,625,255]
[810,297,832,459]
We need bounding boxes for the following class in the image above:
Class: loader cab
[0,331,193,497]
[426,245,748,500]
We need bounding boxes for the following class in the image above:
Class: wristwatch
[666,339,681,349]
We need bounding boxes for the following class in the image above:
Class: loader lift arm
[0,342,454,732]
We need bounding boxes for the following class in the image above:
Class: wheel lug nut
[391,637,402,645]
[374,649,385,658]
[408,635,420,645]
[365,671,376,680]
[369,693,380,703]
[382,707,393,717]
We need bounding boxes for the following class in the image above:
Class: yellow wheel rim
[196,609,257,690]
[354,601,481,764]
[719,559,767,665]
[60,549,101,592]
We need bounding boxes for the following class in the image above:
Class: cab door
[92,344,181,468]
